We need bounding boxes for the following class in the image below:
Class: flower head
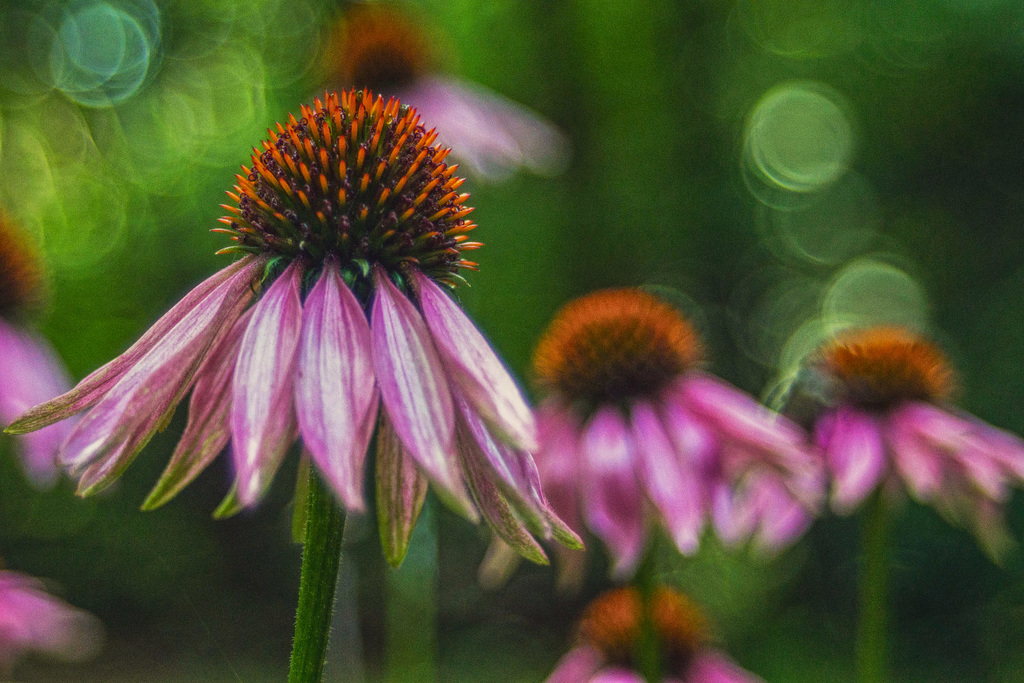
[808,326,1024,554]
[0,571,102,674]
[326,4,569,180]
[547,586,762,683]
[0,214,75,485]
[532,289,821,577]
[6,90,578,566]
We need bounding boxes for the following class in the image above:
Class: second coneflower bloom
[532,289,822,576]
[6,90,577,565]
[547,586,762,683]
[0,214,75,486]
[325,4,569,180]
[808,326,1024,552]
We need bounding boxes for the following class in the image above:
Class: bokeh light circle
[744,82,854,194]
[48,2,158,108]
[823,258,929,333]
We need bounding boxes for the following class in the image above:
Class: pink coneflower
[0,570,102,674]
[531,289,821,576]
[809,326,1024,552]
[6,90,577,565]
[547,586,762,683]
[0,215,74,486]
[325,4,569,180]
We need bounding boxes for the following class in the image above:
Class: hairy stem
[288,470,346,683]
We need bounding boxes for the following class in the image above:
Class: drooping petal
[376,412,429,567]
[295,264,377,511]
[0,319,74,486]
[749,474,814,553]
[688,650,765,683]
[710,474,759,547]
[5,258,254,434]
[65,259,261,495]
[887,403,946,500]
[231,261,304,507]
[0,571,103,670]
[535,401,584,536]
[141,309,252,510]
[678,374,819,490]
[545,645,604,683]
[371,268,470,511]
[630,401,702,555]
[455,395,548,536]
[458,424,549,565]
[414,271,536,451]
[402,76,570,180]
[818,407,887,514]
[581,406,645,577]
[589,669,645,683]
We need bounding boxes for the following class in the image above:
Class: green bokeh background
[2,0,1024,680]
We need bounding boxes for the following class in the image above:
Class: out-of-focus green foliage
[2,0,1024,680]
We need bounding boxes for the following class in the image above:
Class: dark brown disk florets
[0,214,43,318]
[577,587,708,675]
[333,6,433,91]
[216,90,479,291]
[817,326,954,409]
[533,289,702,410]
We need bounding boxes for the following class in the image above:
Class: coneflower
[800,325,1024,682]
[531,288,822,578]
[547,586,762,683]
[0,214,74,486]
[325,4,569,180]
[6,90,579,680]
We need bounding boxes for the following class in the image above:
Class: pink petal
[679,374,818,484]
[581,407,646,576]
[231,262,304,507]
[688,650,765,683]
[455,396,548,537]
[370,268,470,510]
[630,401,702,555]
[0,320,74,486]
[535,401,584,535]
[141,309,252,510]
[401,77,569,180]
[376,412,429,567]
[65,260,260,495]
[295,264,378,511]
[590,669,645,683]
[0,571,102,668]
[414,270,536,451]
[710,473,758,546]
[6,258,255,434]
[818,407,887,514]
[458,422,548,565]
[545,645,604,683]
[750,474,814,552]
[887,404,947,500]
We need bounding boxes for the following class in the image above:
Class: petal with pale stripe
[231,261,303,507]
[371,268,467,507]
[295,265,377,511]
[376,413,429,567]
[414,271,536,450]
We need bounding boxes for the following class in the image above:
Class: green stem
[635,547,662,683]
[288,469,346,683]
[857,491,892,683]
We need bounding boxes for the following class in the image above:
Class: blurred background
[2,0,1024,680]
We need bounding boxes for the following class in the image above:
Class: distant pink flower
[0,214,75,486]
[0,570,102,673]
[531,289,821,577]
[547,586,762,683]
[6,90,578,566]
[326,4,569,181]
[809,326,1024,554]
